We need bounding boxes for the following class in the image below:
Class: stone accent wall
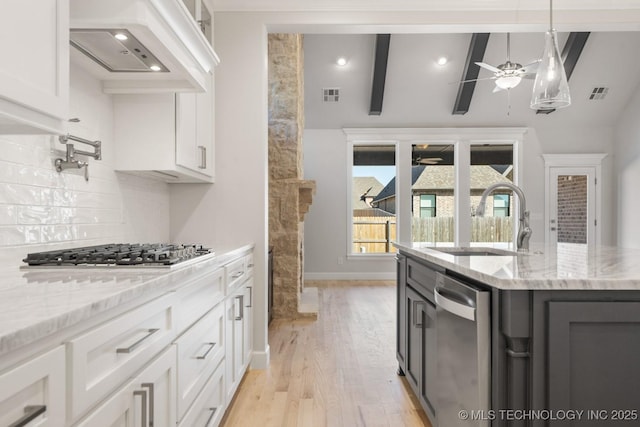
[557,175,588,244]
[268,34,316,319]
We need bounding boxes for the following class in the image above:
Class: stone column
[268,34,316,319]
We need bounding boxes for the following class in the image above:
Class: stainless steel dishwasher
[434,272,490,427]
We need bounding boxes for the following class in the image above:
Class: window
[350,144,396,254]
[493,193,510,217]
[420,194,436,217]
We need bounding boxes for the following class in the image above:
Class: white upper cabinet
[0,0,69,134]
[70,0,219,93]
[113,72,214,183]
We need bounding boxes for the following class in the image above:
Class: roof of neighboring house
[352,176,384,209]
[372,165,513,202]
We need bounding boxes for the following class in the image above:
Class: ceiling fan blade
[493,85,504,93]
[522,73,537,80]
[475,62,502,73]
[519,59,541,74]
[417,157,443,164]
[452,76,497,85]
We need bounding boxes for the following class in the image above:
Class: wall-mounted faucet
[476,182,532,252]
[55,134,102,181]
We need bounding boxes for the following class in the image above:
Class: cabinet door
[396,254,407,374]
[0,346,65,427]
[420,299,437,418]
[135,347,177,427]
[0,0,69,134]
[405,286,423,395]
[176,72,213,177]
[224,293,239,404]
[547,301,640,422]
[242,280,253,369]
[74,381,137,427]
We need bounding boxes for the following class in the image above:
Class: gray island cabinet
[395,243,640,427]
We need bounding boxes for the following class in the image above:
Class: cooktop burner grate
[23,243,212,266]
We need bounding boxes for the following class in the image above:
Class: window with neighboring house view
[419,194,436,217]
[411,144,455,245]
[471,144,514,244]
[350,144,396,254]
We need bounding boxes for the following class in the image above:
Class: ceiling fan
[472,33,540,92]
[412,144,449,165]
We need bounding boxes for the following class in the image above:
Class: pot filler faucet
[476,182,532,252]
[55,134,102,182]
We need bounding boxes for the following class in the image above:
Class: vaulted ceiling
[303,32,640,129]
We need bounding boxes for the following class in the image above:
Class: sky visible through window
[353,166,395,186]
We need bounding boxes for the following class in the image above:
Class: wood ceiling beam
[369,34,391,116]
[452,33,490,115]
[536,32,590,115]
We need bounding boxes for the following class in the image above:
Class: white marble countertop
[0,244,253,357]
[394,242,640,290]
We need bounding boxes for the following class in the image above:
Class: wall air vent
[323,88,340,102]
[589,87,609,100]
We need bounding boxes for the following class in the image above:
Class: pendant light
[530,0,571,109]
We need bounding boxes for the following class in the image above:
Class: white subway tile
[17,206,60,224]
[0,206,17,225]
[0,226,40,246]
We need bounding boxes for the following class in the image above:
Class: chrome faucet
[476,182,532,252]
[55,134,101,182]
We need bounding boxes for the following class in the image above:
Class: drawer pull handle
[198,145,207,169]
[134,389,148,427]
[247,286,253,308]
[247,263,254,268]
[196,342,217,360]
[116,328,159,354]
[9,405,46,427]
[235,295,244,320]
[142,383,154,427]
[231,271,243,279]
[205,407,217,427]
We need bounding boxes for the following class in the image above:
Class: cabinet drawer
[225,258,246,293]
[176,303,225,420]
[407,257,442,300]
[0,346,65,427]
[175,268,224,332]
[67,292,175,420]
[179,361,225,427]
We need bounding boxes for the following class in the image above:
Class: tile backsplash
[0,68,170,270]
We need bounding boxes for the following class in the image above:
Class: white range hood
[70,0,220,93]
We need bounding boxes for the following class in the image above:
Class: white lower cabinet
[0,346,65,426]
[225,279,254,405]
[175,303,225,420]
[74,346,177,427]
[66,292,175,421]
[179,361,225,427]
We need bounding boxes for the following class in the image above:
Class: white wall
[0,67,170,271]
[302,125,616,278]
[614,82,640,248]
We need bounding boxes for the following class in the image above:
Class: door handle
[246,286,253,307]
[8,405,46,427]
[205,407,217,426]
[196,342,217,360]
[235,295,244,320]
[434,287,476,321]
[198,145,206,169]
[133,389,148,427]
[141,383,154,427]
[412,300,426,328]
[116,328,159,354]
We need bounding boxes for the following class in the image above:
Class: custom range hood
[70,0,219,93]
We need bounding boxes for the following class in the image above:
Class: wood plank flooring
[220,281,432,427]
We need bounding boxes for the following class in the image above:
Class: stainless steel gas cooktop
[22,243,213,267]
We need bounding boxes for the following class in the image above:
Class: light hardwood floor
[220,281,432,427]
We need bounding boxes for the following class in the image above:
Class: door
[548,167,597,247]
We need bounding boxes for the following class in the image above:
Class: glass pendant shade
[530,30,571,109]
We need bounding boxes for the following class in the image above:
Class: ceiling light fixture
[530,0,571,109]
[495,75,522,90]
[149,64,162,71]
[336,57,348,66]
[436,56,448,66]
[114,33,128,41]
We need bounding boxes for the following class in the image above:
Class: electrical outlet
[337,256,344,265]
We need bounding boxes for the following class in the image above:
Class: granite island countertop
[0,244,253,357]
[394,242,640,290]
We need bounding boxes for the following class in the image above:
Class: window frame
[419,194,437,218]
[344,128,525,257]
[492,193,511,217]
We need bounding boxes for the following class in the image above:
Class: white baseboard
[304,272,395,281]
[250,345,270,369]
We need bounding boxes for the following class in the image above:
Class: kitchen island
[395,242,640,427]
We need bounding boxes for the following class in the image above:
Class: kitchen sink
[430,247,517,256]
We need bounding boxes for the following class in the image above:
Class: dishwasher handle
[434,286,476,321]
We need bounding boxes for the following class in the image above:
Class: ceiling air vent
[323,88,340,102]
[589,87,609,100]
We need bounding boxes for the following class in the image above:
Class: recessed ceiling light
[436,56,448,66]
[336,57,348,66]
[114,33,128,41]
[150,65,162,71]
